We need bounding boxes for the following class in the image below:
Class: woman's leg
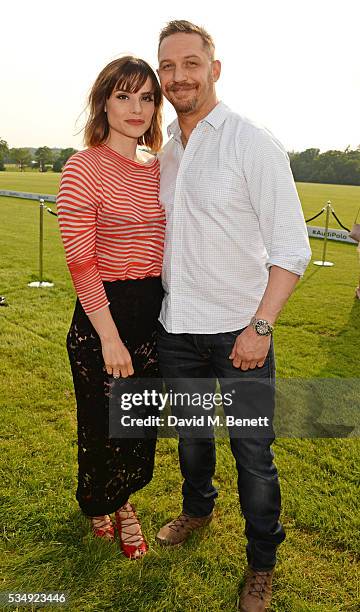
[66,278,163,552]
[67,292,159,518]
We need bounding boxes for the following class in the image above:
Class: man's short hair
[158,20,215,60]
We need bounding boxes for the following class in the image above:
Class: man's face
[158,32,220,115]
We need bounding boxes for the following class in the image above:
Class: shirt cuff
[266,253,312,277]
[85,301,110,315]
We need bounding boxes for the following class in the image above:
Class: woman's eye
[142,95,154,102]
[116,94,128,100]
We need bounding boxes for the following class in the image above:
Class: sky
[1,0,359,153]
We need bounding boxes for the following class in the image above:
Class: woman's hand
[87,306,134,378]
[101,336,134,378]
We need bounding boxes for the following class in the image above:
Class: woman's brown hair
[84,56,163,152]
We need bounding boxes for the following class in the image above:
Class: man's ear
[212,59,221,83]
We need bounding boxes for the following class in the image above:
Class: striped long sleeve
[57,151,109,314]
[57,146,165,315]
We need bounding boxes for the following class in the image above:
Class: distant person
[349,210,360,298]
[155,20,311,611]
[57,56,164,559]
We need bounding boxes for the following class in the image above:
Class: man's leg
[212,330,285,609]
[156,324,217,544]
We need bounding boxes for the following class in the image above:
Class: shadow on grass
[292,264,321,291]
[315,296,360,434]
[274,297,360,439]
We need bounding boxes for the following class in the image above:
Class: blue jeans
[157,323,285,570]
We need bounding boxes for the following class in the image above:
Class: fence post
[39,198,44,283]
[28,198,55,287]
[313,201,334,267]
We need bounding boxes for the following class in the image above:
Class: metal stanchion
[28,198,54,287]
[313,200,334,267]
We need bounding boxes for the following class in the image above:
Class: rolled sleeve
[244,128,312,277]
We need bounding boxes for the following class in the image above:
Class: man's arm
[230,126,312,370]
[255,265,299,324]
[229,266,299,370]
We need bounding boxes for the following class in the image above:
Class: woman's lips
[125,119,145,125]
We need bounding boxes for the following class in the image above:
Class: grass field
[0,171,60,197]
[0,172,359,229]
[0,175,359,611]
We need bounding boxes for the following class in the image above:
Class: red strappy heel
[90,515,115,542]
[115,502,148,559]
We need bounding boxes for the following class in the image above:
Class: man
[155,20,311,612]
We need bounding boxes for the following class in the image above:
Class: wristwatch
[250,316,274,336]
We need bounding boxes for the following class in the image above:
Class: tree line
[0,138,77,172]
[289,147,360,186]
[2,137,360,185]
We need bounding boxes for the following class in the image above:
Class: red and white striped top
[57,144,165,314]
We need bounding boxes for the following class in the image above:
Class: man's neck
[178,99,219,147]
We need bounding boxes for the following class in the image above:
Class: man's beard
[166,73,213,115]
[166,85,199,115]
[171,95,198,115]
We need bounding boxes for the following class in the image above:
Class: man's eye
[187,61,198,67]
[161,64,172,70]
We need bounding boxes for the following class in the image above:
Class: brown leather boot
[238,566,274,611]
[156,512,213,546]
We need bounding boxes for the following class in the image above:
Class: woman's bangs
[114,64,149,94]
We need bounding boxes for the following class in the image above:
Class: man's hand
[229,326,271,370]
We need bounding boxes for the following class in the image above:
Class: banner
[0,190,56,203]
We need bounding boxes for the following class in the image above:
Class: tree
[289,147,360,186]
[60,147,77,163]
[52,158,63,173]
[0,137,9,171]
[52,147,78,172]
[35,146,53,172]
[10,148,32,171]
[289,148,321,182]
[300,148,320,162]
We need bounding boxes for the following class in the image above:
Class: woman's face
[105,76,155,141]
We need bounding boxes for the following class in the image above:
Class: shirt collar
[167,101,230,137]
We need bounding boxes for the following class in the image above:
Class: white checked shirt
[159,102,311,334]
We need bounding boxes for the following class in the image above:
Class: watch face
[255,320,271,336]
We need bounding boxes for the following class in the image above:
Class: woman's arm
[57,152,134,378]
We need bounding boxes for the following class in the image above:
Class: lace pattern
[66,277,163,516]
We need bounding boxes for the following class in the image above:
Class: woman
[57,56,165,559]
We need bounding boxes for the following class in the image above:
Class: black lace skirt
[66,276,163,516]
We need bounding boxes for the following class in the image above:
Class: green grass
[296,182,360,230]
[0,173,359,227]
[0,171,60,195]
[0,181,359,611]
